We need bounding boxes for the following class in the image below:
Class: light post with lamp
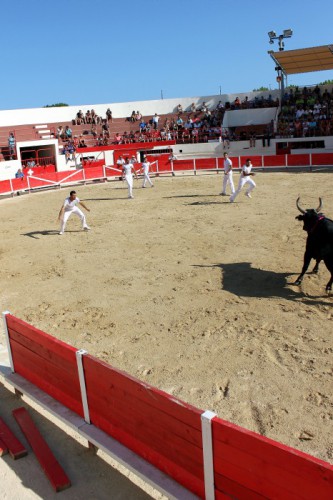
[267,29,293,98]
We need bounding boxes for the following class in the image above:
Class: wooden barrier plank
[89,411,205,498]
[0,416,27,459]
[8,328,75,374]
[212,418,333,500]
[12,355,83,417]
[86,387,202,448]
[6,315,77,363]
[84,355,202,428]
[88,404,203,478]
[0,436,8,456]
[13,407,71,492]
[10,340,81,403]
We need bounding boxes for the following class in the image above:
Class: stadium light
[268,28,293,51]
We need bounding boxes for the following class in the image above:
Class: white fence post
[201,410,217,500]
[76,349,90,424]
[2,311,14,373]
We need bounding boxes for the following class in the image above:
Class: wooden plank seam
[76,349,90,424]
[2,311,14,373]
[201,410,217,500]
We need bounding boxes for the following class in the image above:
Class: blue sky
[1,0,333,110]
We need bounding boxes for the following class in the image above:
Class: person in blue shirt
[15,168,24,179]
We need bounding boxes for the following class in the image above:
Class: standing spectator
[190,102,196,113]
[106,108,113,122]
[58,190,91,235]
[230,158,256,202]
[8,132,16,159]
[152,113,160,130]
[122,157,137,199]
[220,152,235,196]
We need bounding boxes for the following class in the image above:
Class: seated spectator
[96,134,104,146]
[76,110,85,124]
[73,135,79,148]
[176,116,183,128]
[234,97,241,109]
[57,125,64,139]
[177,103,183,114]
[190,102,196,113]
[242,97,249,109]
[79,139,87,148]
[139,119,147,132]
[15,168,24,179]
[135,111,142,121]
[216,100,224,110]
[65,125,72,139]
[85,110,92,124]
[114,132,122,144]
[200,102,208,113]
[27,157,36,168]
[130,110,136,122]
[106,108,113,122]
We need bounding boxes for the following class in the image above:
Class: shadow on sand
[194,262,332,305]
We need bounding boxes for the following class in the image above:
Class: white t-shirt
[241,163,252,177]
[123,163,133,176]
[142,161,150,174]
[117,158,125,166]
[224,158,232,173]
[64,197,80,211]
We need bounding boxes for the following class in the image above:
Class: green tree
[43,103,69,108]
[252,86,269,92]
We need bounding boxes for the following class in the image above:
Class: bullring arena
[1,84,333,498]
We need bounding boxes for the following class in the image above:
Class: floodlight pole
[267,29,293,99]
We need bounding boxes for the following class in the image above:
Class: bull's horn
[296,197,305,214]
[316,197,323,212]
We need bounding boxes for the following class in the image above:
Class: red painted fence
[3,313,333,499]
[1,153,333,196]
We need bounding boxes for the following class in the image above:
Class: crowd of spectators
[277,85,333,138]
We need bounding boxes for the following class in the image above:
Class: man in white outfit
[122,157,137,199]
[58,190,91,234]
[230,158,256,203]
[140,157,154,188]
[221,152,235,196]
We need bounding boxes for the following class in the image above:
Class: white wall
[223,108,278,127]
[0,90,280,127]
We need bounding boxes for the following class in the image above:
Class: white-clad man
[58,190,90,235]
[122,157,138,199]
[140,156,154,188]
[221,152,235,196]
[229,158,256,203]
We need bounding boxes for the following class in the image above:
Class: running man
[58,190,91,234]
[221,152,235,196]
[229,158,256,203]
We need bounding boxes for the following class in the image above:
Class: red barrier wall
[83,354,205,498]
[4,314,333,499]
[6,315,83,416]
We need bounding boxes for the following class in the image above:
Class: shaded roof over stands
[269,44,333,75]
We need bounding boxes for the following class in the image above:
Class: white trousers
[222,172,235,194]
[230,176,256,202]
[60,207,88,232]
[142,172,153,187]
[125,174,133,198]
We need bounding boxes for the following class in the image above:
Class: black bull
[294,197,333,293]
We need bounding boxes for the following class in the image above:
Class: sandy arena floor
[0,171,333,496]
